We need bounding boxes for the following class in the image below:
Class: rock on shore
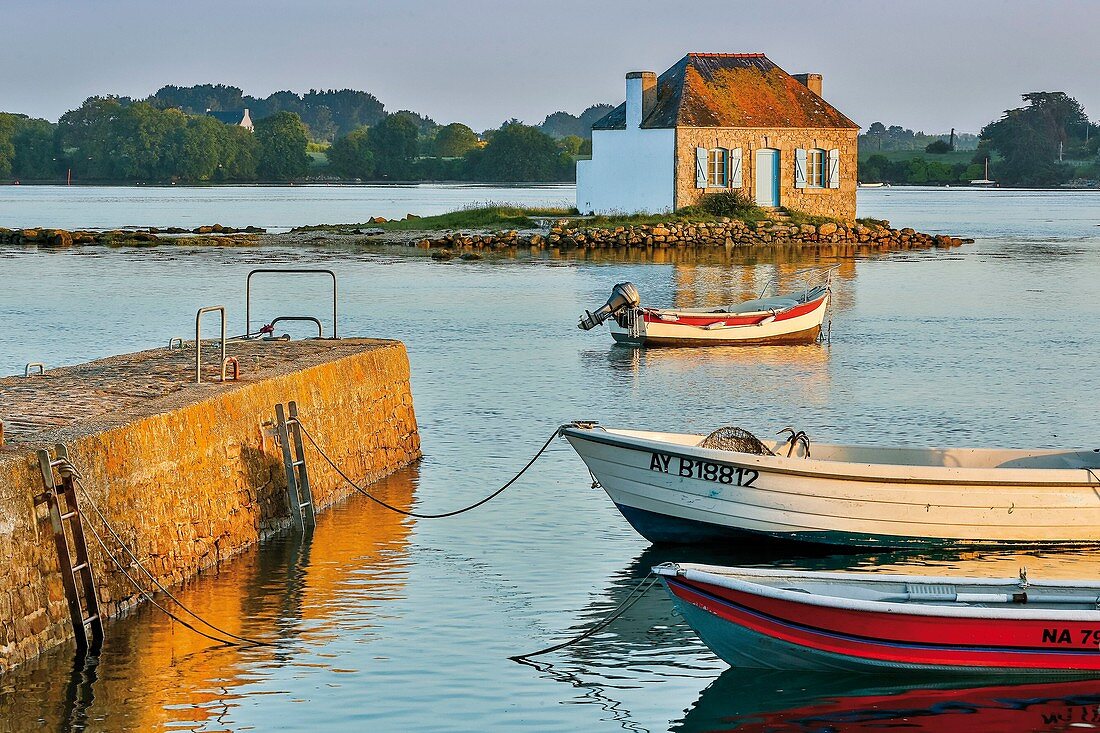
[0,225,264,247]
[407,219,969,254]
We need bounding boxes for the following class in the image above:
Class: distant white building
[576,53,859,222]
[205,108,255,133]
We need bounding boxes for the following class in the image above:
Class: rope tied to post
[295,421,559,519]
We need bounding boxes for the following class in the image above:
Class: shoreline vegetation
[1,84,1097,190]
[0,201,971,258]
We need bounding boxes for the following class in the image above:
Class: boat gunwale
[656,563,1100,621]
[561,426,1100,488]
[642,289,828,320]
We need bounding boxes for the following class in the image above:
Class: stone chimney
[625,71,657,129]
[793,73,823,97]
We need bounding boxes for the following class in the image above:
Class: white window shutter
[794,148,808,189]
[828,148,841,188]
[729,147,742,188]
[695,147,707,188]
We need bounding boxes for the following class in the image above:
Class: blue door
[754,148,780,207]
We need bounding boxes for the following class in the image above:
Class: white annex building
[576,53,859,221]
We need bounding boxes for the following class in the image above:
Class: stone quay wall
[412,218,969,258]
[0,339,420,671]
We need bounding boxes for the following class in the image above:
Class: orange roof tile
[593,53,858,130]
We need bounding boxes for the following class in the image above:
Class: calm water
[1,188,1100,732]
[0,183,575,232]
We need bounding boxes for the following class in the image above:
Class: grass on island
[293,205,573,233]
[293,192,784,235]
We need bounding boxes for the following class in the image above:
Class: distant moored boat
[577,267,834,347]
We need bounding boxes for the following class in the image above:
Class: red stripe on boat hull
[668,577,1100,672]
[641,294,826,328]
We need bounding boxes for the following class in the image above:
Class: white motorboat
[578,268,833,347]
[560,423,1100,549]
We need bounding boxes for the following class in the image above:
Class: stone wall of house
[0,340,420,672]
[674,127,859,223]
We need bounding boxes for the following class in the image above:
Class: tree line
[0,87,603,182]
[859,92,1099,186]
[860,123,978,152]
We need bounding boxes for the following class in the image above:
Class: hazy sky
[3,0,1098,134]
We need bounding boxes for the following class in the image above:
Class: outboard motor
[578,282,640,330]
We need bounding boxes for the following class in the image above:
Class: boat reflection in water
[673,669,1100,732]
[597,343,832,411]
[537,546,1100,732]
[0,465,420,733]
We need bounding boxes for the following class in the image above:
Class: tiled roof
[593,53,858,130]
[206,109,247,125]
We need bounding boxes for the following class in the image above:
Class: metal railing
[757,264,839,299]
[246,269,338,339]
[195,306,226,384]
[268,316,323,338]
[24,362,45,377]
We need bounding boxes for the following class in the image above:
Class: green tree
[149,84,246,113]
[980,92,1085,186]
[925,139,951,154]
[174,115,227,180]
[464,122,573,182]
[0,113,20,178]
[328,126,375,178]
[557,135,585,157]
[221,125,259,180]
[538,104,614,139]
[858,153,889,183]
[368,113,419,179]
[254,111,309,180]
[56,96,124,179]
[432,122,478,157]
[110,103,187,179]
[11,118,58,179]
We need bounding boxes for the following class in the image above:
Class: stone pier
[0,338,420,671]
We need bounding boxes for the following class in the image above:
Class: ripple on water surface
[1,188,1100,731]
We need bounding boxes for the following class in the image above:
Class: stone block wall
[0,340,420,671]
[674,127,859,222]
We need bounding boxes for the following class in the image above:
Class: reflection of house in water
[0,465,421,731]
[602,340,832,407]
[669,258,857,314]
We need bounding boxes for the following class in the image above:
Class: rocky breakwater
[0,224,266,247]
[412,218,970,259]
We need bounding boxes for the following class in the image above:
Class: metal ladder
[275,401,316,532]
[36,445,104,655]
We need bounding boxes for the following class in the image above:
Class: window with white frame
[807,148,826,188]
[707,148,727,187]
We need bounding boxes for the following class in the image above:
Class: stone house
[205,108,255,132]
[576,53,859,222]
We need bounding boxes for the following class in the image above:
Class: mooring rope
[509,573,660,662]
[78,514,258,648]
[58,459,274,648]
[296,422,559,519]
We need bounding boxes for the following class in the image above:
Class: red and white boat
[655,562,1100,675]
[577,269,832,347]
